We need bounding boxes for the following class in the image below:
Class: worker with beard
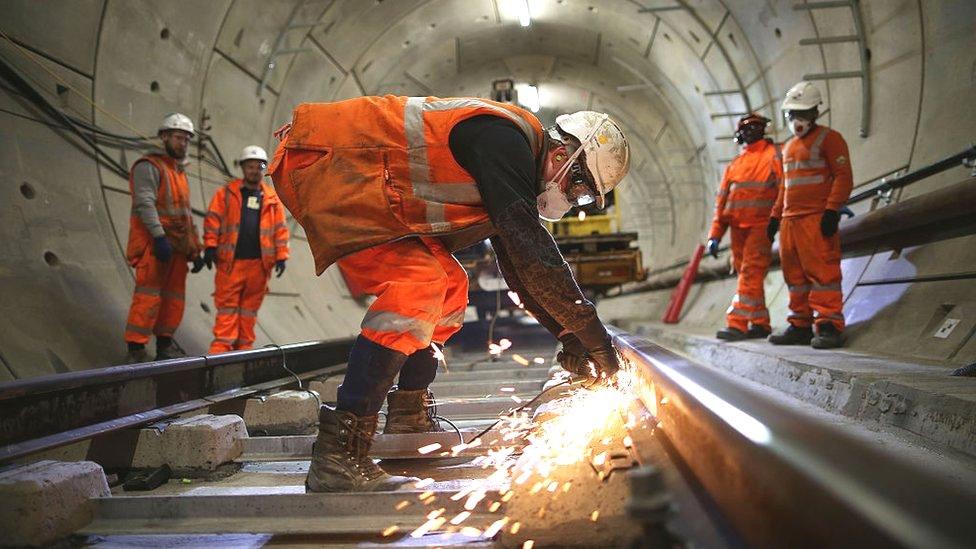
[123,113,204,363]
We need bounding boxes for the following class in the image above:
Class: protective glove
[585,343,622,381]
[275,260,287,278]
[820,209,840,237]
[706,238,720,259]
[190,255,205,273]
[840,206,855,219]
[152,236,172,263]
[556,334,589,376]
[203,247,216,270]
[766,217,780,243]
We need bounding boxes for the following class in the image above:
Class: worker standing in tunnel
[269,95,629,492]
[706,113,782,341]
[202,146,289,354]
[123,113,205,364]
[767,82,853,349]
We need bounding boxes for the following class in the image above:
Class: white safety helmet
[158,112,195,136]
[555,111,630,208]
[781,81,823,111]
[239,145,269,164]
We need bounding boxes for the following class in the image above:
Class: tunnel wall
[1,0,973,380]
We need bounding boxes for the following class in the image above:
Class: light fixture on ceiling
[515,83,540,112]
[515,0,531,27]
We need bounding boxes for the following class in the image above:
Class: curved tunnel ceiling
[1,0,973,379]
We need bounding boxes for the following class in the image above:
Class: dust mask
[536,136,592,221]
[789,118,813,137]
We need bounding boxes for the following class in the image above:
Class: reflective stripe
[217,307,238,315]
[784,159,826,171]
[362,309,435,342]
[404,96,429,201]
[438,308,466,327]
[261,247,276,255]
[157,206,192,217]
[788,313,812,320]
[239,308,258,318]
[728,307,769,319]
[734,294,766,307]
[125,323,153,335]
[155,325,178,335]
[810,127,829,160]
[423,98,538,152]
[160,290,184,300]
[730,180,775,191]
[818,313,844,320]
[725,199,774,210]
[788,284,812,293]
[135,286,161,297]
[205,212,222,222]
[785,175,825,188]
[213,337,236,345]
[413,181,483,205]
[811,282,842,291]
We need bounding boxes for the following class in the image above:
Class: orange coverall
[124,155,201,344]
[203,179,289,353]
[708,139,783,332]
[772,125,853,331]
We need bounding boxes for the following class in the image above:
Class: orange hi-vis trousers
[726,223,772,331]
[779,213,845,331]
[124,249,189,344]
[337,237,468,355]
[209,259,269,353]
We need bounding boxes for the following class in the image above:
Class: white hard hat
[781,81,823,111]
[239,145,268,164]
[555,111,630,208]
[158,112,195,136]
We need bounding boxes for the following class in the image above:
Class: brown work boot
[123,346,150,364]
[306,406,417,492]
[383,389,445,434]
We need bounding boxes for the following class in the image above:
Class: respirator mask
[785,109,816,138]
[537,117,609,221]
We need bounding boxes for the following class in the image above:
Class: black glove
[706,238,720,259]
[152,236,172,263]
[820,209,840,237]
[766,217,780,242]
[203,247,216,270]
[275,260,286,278]
[556,334,589,376]
[839,206,854,219]
[190,255,205,273]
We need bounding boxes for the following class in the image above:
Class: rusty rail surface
[613,328,976,548]
[0,338,354,462]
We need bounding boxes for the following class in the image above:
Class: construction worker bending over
[767,82,853,349]
[270,96,630,492]
[202,146,289,353]
[706,114,782,341]
[123,113,205,363]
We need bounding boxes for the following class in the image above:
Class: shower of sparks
[382,525,399,537]
[533,357,546,364]
[578,210,586,221]
[512,354,530,366]
[388,354,639,542]
[507,291,522,306]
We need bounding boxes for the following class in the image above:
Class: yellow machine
[549,192,646,296]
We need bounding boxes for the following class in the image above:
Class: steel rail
[0,338,355,463]
[612,328,976,548]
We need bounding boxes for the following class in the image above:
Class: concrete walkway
[627,322,976,460]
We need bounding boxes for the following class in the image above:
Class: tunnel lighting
[517,0,531,27]
[515,83,540,112]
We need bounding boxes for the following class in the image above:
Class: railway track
[1,326,974,547]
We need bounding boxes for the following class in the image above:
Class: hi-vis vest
[203,179,290,274]
[708,139,782,239]
[776,125,853,218]
[268,95,546,275]
[126,154,201,265]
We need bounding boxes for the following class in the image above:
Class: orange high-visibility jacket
[203,179,290,273]
[268,95,546,275]
[772,126,853,218]
[126,154,201,266]
[708,139,783,240]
